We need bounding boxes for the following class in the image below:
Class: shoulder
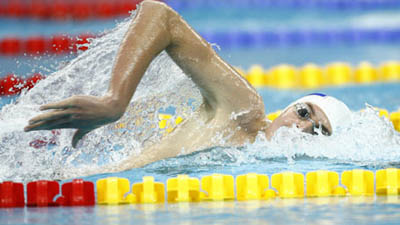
[231,106,267,135]
[210,92,267,135]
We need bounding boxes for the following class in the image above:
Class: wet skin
[24,1,331,178]
[266,103,332,139]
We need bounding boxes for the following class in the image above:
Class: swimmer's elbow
[141,0,168,7]
[135,0,176,33]
[139,0,172,16]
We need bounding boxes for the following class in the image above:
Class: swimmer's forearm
[106,0,262,120]
[106,1,172,115]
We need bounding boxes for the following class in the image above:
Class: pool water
[1,83,400,224]
[1,3,400,225]
[1,197,400,225]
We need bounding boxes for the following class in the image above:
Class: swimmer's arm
[107,0,264,119]
[25,0,266,147]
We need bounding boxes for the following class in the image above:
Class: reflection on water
[0,197,400,225]
[0,5,399,225]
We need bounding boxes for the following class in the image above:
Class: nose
[295,120,313,133]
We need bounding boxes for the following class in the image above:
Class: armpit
[230,106,266,134]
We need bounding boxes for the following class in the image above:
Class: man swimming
[24,0,351,174]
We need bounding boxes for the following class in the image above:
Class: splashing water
[0,14,202,182]
[148,106,400,173]
[1,14,400,182]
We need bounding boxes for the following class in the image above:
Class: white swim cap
[285,93,352,134]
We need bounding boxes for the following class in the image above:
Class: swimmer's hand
[24,95,123,148]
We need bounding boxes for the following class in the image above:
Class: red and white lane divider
[0,0,149,20]
[0,34,94,56]
[0,73,44,96]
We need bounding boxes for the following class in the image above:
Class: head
[265,93,351,139]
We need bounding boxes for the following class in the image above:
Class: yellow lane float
[132,176,165,204]
[380,61,400,81]
[266,110,282,121]
[355,62,378,83]
[238,61,400,89]
[246,65,267,87]
[167,175,200,203]
[271,172,304,198]
[299,63,324,89]
[390,112,400,132]
[325,62,353,86]
[378,108,389,118]
[376,168,400,195]
[200,174,234,201]
[236,173,275,201]
[96,177,134,204]
[269,64,298,89]
[306,170,345,197]
[341,169,374,196]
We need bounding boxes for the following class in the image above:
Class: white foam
[159,106,400,169]
[1,13,400,182]
[0,13,202,182]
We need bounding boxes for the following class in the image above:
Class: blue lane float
[199,29,400,48]
[166,0,400,11]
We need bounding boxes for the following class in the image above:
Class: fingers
[72,129,91,148]
[39,98,78,111]
[24,116,73,132]
[28,110,73,126]
[26,97,81,131]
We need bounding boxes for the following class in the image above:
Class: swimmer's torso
[112,99,267,172]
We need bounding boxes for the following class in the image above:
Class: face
[265,102,332,139]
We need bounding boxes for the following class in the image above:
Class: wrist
[102,94,126,121]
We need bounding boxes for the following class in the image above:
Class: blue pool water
[1,83,400,224]
[1,197,400,225]
[1,4,400,225]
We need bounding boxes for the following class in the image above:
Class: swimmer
[24,1,351,175]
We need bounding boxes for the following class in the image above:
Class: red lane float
[26,37,46,55]
[56,179,95,206]
[24,73,45,90]
[72,1,91,20]
[3,0,27,18]
[0,38,22,55]
[73,34,93,52]
[0,0,147,20]
[51,0,70,20]
[95,1,116,19]
[0,181,25,208]
[30,0,49,19]
[0,74,23,96]
[0,180,96,208]
[51,35,71,54]
[27,180,59,207]
[0,34,94,56]
[0,73,45,96]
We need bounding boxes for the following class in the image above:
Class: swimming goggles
[294,103,329,135]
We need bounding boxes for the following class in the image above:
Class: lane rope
[237,61,400,89]
[1,0,399,22]
[166,0,400,11]
[0,34,94,56]
[200,29,400,48]
[0,0,146,20]
[1,61,400,95]
[2,29,400,57]
[1,168,399,207]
